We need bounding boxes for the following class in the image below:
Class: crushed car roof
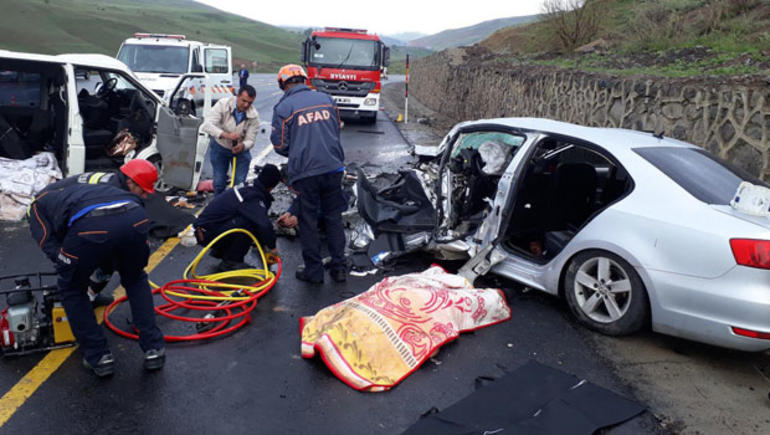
[456,117,699,151]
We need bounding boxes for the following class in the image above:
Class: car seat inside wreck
[501,136,633,263]
[438,129,524,240]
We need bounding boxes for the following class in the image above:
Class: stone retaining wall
[412,49,770,180]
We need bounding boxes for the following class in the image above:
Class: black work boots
[83,349,166,377]
[83,353,115,378]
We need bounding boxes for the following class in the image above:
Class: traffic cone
[396,113,403,123]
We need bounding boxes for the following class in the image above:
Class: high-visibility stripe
[88,172,106,184]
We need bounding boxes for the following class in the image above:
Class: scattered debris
[0,152,61,221]
[106,128,137,157]
[170,197,195,209]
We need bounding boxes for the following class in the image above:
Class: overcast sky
[195,0,546,35]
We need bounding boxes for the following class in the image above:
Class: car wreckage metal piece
[457,243,507,284]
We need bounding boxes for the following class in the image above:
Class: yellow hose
[229,156,236,188]
[150,228,277,302]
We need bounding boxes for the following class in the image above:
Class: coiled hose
[104,228,280,342]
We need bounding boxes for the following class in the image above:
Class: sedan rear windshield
[634,146,768,204]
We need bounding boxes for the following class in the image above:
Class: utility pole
[405,54,409,124]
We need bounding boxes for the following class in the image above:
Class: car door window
[0,71,41,107]
[204,48,228,74]
[502,136,632,262]
[103,71,137,92]
[191,48,201,72]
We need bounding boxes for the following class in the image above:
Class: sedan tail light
[731,326,770,340]
[730,239,770,269]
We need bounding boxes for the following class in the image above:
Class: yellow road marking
[0,236,181,427]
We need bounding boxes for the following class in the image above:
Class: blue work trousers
[56,207,164,366]
[197,215,257,263]
[293,171,346,280]
[209,138,251,195]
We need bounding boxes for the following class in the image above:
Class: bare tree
[541,0,600,51]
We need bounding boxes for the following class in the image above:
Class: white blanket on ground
[0,152,61,221]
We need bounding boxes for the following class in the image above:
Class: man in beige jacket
[202,85,259,194]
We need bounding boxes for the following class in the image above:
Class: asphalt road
[0,74,659,434]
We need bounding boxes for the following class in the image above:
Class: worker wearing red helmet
[27,159,165,377]
[45,159,159,307]
[56,158,158,194]
[271,64,347,284]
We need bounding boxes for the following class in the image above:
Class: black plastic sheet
[403,361,645,435]
[356,168,435,234]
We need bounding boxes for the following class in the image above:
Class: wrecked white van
[0,49,211,192]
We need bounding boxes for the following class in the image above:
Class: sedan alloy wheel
[564,250,649,336]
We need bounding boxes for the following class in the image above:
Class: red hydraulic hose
[103,259,281,342]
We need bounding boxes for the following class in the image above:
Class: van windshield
[117,44,189,74]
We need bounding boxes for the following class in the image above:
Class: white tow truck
[0,49,215,192]
[116,33,234,106]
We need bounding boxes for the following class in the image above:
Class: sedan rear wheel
[564,250,649,336]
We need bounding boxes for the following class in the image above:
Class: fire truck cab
[302,28,390,123]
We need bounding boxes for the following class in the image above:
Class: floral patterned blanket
[300,266,512,392]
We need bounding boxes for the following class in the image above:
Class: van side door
[203,46,233,101]
[155,73,210,190]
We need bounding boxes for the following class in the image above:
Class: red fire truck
[302,28,390,123]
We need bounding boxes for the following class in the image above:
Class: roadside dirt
[380,79,448,150]
[590,332,770,434]
[384,82,770,434]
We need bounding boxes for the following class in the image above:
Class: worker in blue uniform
[27,160,165,377]
[271,64,347,284]
[54,159,159,307]
[193,164,281,271]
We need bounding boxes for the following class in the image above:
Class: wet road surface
[0,75,658,434]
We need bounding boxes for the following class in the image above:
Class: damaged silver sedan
[356,117,770,352]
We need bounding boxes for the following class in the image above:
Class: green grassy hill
[0,0,303,71]
[479,0,770,77]
[388,46,434,74]
[409,15,539,51]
